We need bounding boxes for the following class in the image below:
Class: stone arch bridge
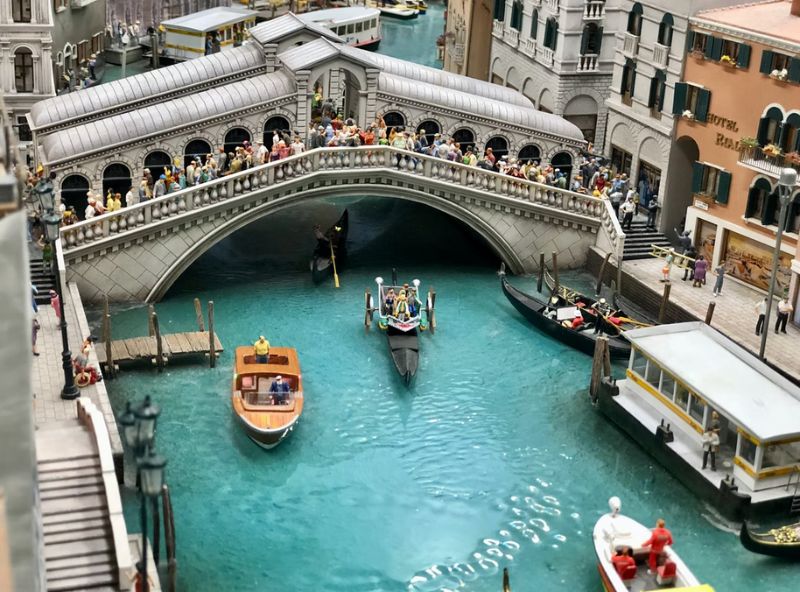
[59,146,624,303]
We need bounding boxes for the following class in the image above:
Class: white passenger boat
[161,6,257,61]
[367,0,418,20]
[298,7,382,50]
[593,497,711,592]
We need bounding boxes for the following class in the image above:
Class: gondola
[499,271,632,359]
[311,209,349,284]
[740,521,800,559]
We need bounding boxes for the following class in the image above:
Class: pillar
[295,70,311,139]
[262,43,278,73]
[364,68,380,125]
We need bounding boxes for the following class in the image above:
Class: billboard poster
[696,219,717,263]
[721,230,792,292]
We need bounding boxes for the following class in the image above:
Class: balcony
[739,146,800,183]
[520,37,536,58]
[652,43,669,69]
[622,32,639,58]
[583,1,605,20]
[577,54,599,73]
[70,0,97,7]
[505,28,520,48]
[492,20,505,39]
[544,0,559,12]
[538,46,554,67]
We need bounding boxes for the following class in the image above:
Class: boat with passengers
[231,344,304,449]
[364,271,435,384]
[298,7,382,50]
[594,322,800,521]
[161,6,258,62]
[366,0,418,20]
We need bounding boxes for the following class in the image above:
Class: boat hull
[234,413,298,449]
[740,522,800,559]
[387,327,418,384]
[310,209,349,284]
[379,8,418,19]
[354,37,381,50]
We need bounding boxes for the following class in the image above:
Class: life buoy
[75,371,92,388]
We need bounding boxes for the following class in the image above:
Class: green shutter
[695,89,711,122]
[757,117,770,145]
[596,26,604,54]
[658,79,666,111]
[692,162,704,193]
[762,193,777,225]
[580,27,589,54]
[760,50,774,74]
[686,31,695,54]
[672,82,687,115]
[630,66,637,98]
[745,188,757,218]
[736,44,751,68]
[704,35,715,59]
[711,37,723,60]
[789,57,800,83]
[716,171,731,204]
[648,77,657,109]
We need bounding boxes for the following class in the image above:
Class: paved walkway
[623,257,800,382]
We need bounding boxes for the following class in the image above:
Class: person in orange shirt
[642,518,673,573]
[611,546,636,577]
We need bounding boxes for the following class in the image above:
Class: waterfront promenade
[623,257,800,381]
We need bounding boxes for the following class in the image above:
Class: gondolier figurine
[254,336,270,364]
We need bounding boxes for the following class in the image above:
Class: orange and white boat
[231,346,304,449]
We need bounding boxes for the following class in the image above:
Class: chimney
[793,0,800,18]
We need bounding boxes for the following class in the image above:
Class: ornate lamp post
[119,396,166,592]
[36,178,80,400]
[759,168,798,360]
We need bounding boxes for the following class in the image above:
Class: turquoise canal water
[98,198,797,592]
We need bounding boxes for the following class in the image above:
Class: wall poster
[721,230,792,292]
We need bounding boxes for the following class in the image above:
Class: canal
[97,6,796,591]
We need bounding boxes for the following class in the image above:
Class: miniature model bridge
[60,146,625,304]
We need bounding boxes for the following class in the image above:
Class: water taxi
[594,497,711,592]
[231,345,304,449]
[298,7,382,50]
[161,6,257,61]
[367,0,418,20]
[364,272,435,385]
[594,322,800,520]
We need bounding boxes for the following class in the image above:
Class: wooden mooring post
[537,252,545,293]
[705,301,716,325]
[102,294,115,379]
[589,335,611,400]
[208,300,216,368]
[658,282,672,324]
[596,251,612,296]
[502,567,511,592]
[152,310,164,372]
[551,251,559,295]
[193,297,205,331]
[148,304,156,336]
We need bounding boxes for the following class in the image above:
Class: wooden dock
[96,332,223,366]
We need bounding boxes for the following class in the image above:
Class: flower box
[763,143,783,157]
[720,55,737,68]
[693,193,716,206]
[681,110,695,120]
[785,152,800,166]
[690,49,705,60]
[770,68,789,82]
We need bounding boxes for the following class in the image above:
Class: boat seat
[619,564,638,581]
[657,561,676,585]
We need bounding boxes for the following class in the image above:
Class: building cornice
[690,18,800,55]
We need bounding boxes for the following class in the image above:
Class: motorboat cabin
[162,7,258,61]
[596,322,800,520]
[298,7,382,50]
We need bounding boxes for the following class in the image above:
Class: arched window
[518,144,541,163]
[416,120,441,145]
[780,113,800,154]
[60,174,90,219]
[627,3,643,36]
[183,139,212,167]
[621,59,636,105]
[102,163,132,202]
[144,150,173,178]
[580,23,603,55]
[757,107,784,146]
[745,178,773,221]
[658,13,674,47]
[452,128,476,153]
[14,48,34,93]
[551,152,573,180]
[510,1,523,31]
[382,111,406,130]
[224,127,252,155]
[493,0,505,22]
[485,136,509,161]
[786,193,800,234]
[530,9,539,40]
[648,70,667,113]
[543,18,559,51]
[12,0,32,23]
[263,116,291,150]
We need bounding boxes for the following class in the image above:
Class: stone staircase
[31,256,57,305]
[622,220,672,261]
[37,419,120,591]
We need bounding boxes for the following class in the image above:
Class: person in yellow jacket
[254,335,270,363]
[393,290,409,321]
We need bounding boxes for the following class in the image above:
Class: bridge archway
[60,174,90,217]
[183,139,212,167]
[224,127,252,154]
[102,163,132,201]
[263,116,291,150]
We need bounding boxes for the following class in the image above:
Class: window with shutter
[789,58,800,83]
[691,162,704,193]
[685,31,695,53]
[704,35,716,59]
[672,82,687,115]
[736,44,751,68]
[760,50,774,74]
[530,9,538,39]
[715,171,731,204]
[695,89,710,122]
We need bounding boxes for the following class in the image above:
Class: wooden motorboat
[311,209,348,284]
[500,272,632,359]
[740,521,800,559]
[368,0,418,19]
[365,271,435,385]
[594,497,710,592]
[231,346,304,449]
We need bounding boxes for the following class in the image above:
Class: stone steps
[31,259,57,304]
[622,223,671,261]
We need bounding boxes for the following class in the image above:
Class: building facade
[666,0,800,323]
[51,0,107,95]
[442,0,493,80]
[490,0,622,147]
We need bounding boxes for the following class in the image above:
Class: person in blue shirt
[269,375,291,405]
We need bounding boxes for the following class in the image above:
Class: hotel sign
[708,112,741,152]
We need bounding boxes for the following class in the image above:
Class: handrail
[162,484,177,592]
[786,464,800,493]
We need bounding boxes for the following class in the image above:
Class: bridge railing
[60,146,624,259]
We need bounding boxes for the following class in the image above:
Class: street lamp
[37,178,80,400]
[759,167,798,360]
[119,397,166,592]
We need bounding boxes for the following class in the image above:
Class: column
[32,54,41,93]
[40,43,54,95]
[295,70,310,140]
[365,68,379,124]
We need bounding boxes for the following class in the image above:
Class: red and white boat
[298,7,382,50]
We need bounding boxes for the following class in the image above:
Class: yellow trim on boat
[164,44,205,53]
[646,586,715,592]
[737,428,760,446]
[627,369,703,434]
[734,456,756,477]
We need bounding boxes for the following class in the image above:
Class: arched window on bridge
[263,116,291,151]
[102,163,132,203]
[184,139,212,167]
[60,174,90,219]
[485,136,509,161]
[518,144,541,164]
[224,127,252,155]
[416,120,441,145]
[551,152,573,180]
[144,150,173,180]
[382,111,406,131]
[452,128,476,153]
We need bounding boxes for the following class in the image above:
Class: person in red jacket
[642,518,673,573]
[611,546,636,577]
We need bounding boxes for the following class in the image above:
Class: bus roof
[163,7,257,33]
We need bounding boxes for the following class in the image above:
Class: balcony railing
[520,37,536,58]
[538,46,554,67]
[652,43,669,69]
[622,32,639,58]
[505,28,520,48]
[70,0,97,7]
[584,1,605,20]
[577,54,599,72]
[739,146,800,182]
[492,20,505,38]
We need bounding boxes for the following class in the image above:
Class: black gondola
[387,326,419,385]
[740,521,800,559]
[311,209,349,283]
[500,273,632,359]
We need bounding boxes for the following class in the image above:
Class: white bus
[162,6,258,61]
[299,7,382,50]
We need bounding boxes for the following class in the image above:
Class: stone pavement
[623,257,800,382]
[31,281,122,457]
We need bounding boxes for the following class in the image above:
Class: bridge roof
[249,12,341,45]
[378,73,584,143]
[28,43,265,131]
[277,38,379,72]
[41,72,295,165]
